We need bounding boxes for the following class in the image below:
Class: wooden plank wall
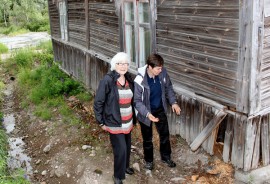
[89,1,120,59]
[52,40,109,91]
[67,0,86,47]
[156,0,239,108]
[48,0,61,38]
[261,17,270,109]
[168,94,270,171]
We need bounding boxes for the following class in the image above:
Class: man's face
[149,65,162,76]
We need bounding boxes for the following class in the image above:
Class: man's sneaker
[144,161,154,170]
[162,159,176,168]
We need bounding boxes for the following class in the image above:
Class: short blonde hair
[110,52,130,71]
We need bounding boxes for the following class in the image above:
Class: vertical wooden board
[237,0,251,113]
[73,49,77,78]
[78,50,82,80]
[71,48,75,76]
[96,59,102,90]
[261,115,270,166]
[189,99,195,142]
[179,95,186,139]
[251,116,261,169]
[206,108,218,155]
[244,117,258,171]
[192,100,201,140]
[62,45,66,71]
[231,114,237,165]
[64,47,70,72]
[90,56,97,91]
[81,53,86,82]
[60,45,63,69]
[231,114,245,169]
[223,115,234,163]
[199,104,205,142]
[185,98,191,144]
[85,54,91,89]
[207,127,218,155]
[83,53,87,84]
[202,106,212,150]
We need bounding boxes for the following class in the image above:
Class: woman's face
[115,60,129,75]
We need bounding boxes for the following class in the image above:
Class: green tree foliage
[0,0,12,26]
[0,0,49,32]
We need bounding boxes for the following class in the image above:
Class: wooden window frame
[121,0,156,72]
[59,0,68,41]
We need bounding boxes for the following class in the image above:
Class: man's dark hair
[147,53,164,68]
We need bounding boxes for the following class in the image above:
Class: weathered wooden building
[48,0,270,174]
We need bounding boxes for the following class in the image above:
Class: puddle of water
[3,114,15,134]
[3,114,32,179]
[7,137,33,178]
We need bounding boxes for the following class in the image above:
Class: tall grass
[13,41,92,123]
[0,43,8,54]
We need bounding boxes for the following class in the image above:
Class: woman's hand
[101,125,107,131]
[172,103,181,115]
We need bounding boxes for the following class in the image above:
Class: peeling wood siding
[156,0,239,108]
[67,0,86,47]
[48,0,61,38]
[261,17,270,109]
[89,1,120,59]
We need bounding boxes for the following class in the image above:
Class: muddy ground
[1,68,235,184]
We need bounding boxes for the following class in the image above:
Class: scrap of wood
[190,110,227,151]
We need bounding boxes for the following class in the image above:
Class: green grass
[0,43,8,54]
[9,44,92,125]
[76,92,92,102]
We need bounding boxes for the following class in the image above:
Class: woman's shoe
[125,167,134,175]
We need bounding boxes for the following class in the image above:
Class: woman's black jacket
[93,70,136,127]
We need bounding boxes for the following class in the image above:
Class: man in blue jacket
[134,53,181,170]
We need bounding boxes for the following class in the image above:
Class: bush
[25,18,49,32]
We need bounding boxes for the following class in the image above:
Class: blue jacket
[94,70,135,127]
[134,65,177,126]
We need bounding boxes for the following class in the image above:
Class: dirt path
[1,66,235,184]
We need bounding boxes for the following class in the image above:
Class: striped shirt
[106,80,133,134]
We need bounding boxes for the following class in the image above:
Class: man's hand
[148,113,159,122]
[172,103,181,115]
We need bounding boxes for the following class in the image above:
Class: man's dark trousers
[139,108,171,162]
